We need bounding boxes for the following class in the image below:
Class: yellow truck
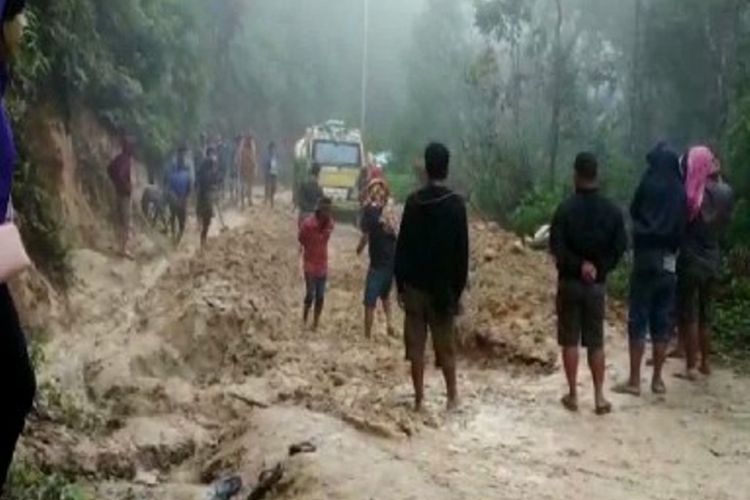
[294,120,365,211]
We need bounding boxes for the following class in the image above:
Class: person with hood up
[614,143,687,397]
[677,146,734,380]
[0,0,37,492]
[395,142,469,412]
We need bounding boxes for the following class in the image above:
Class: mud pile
[459,221,559,372]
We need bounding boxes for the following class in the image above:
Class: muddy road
[24,195,750,499]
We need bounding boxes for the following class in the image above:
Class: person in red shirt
[107,135,136,258]
[298,197,334,330]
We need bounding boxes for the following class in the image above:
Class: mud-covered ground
[19,194,750,499]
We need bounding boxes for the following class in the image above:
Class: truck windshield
[313,141,361,167]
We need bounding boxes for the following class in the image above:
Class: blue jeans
[304,274,327,306]
[363,267,394,308]
[628,270,676,344]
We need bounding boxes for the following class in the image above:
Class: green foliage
[508,187,563,236]
[37,379,104,434]
[11,161,72,288]
[386,171,416,203]
[713,264,750,365]
[607,257,632,301]
[3,459,88,500]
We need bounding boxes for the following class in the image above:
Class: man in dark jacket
[615,143,687,397]
[395,142,469,412]
[550,152,626,415]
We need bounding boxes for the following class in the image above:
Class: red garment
[298,214,334,278]
[108,152,133,196]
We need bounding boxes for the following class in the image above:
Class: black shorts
[556,280,605,350]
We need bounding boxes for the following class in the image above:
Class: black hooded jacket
[394,184,469,314]
[630,144,687,253]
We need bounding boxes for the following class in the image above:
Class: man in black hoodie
[395,143,469,412]
[615,143,687,397]
[550,153,626,415]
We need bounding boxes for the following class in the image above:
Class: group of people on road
[112,132,282,255]
[551,143,734,415]
[296,143,469,412]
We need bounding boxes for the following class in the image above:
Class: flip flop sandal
[560,395,579,412]
[595,402,613,416]
[612,383,641,397]
[651,380,667,395]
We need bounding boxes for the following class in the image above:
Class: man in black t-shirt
[357,178,398,339]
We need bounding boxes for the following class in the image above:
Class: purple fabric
[0,61,16,222]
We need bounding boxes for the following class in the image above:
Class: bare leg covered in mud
[561,346,579,411]
[403,288,460,412]
[561,346,610,414]
[614,340,645,396]
[364,299,395,339]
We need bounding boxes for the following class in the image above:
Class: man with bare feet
[395,143,469,412]
[614,143,687,397]
[299,197,334,331]
[677,146,734,380]
[550,152,626,415]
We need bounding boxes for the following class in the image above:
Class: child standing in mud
[298,197,334,331]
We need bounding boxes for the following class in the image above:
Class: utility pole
[360,0,369,136]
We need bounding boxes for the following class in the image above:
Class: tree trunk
[628,0,644,156]
[548,0,563,188]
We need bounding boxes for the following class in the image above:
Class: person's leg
[698,281,714,375]
[177,204,187,244]
[364,307,375,339]
[561,347,579,410]
[312,277,326,331]
[679,277,700,379]
[382,297,395,337]
[271,176,277,207]
[615,273,648,395]
[200,214,211,249]
[303,274,314,325]
[650,272,676,394]
[584,283,610,413]
[169,202,177,241]
[363,269,378,338]
[557,281,581,411]
[403,288,428,411]
[381,270,395,336]
[429,307,459,410]
[0,285,37,492]
[122,197,132,255]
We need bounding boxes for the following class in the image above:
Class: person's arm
[298,221,309,246]
[601,209,627,275]
[394,198,415,295]
[629,180,645,221]
[549,202,583,278]
[452,199,470,298]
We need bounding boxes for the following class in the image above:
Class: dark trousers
[0,284,36,491]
